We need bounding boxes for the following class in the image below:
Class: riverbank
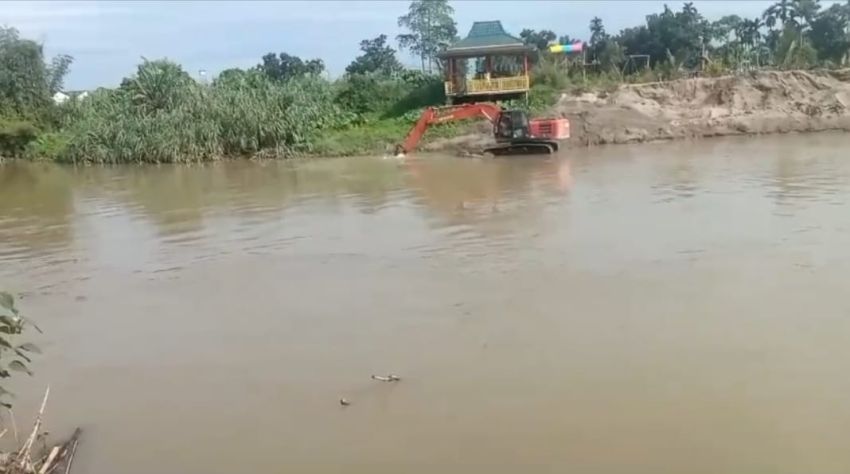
[426,69,850,155]
[6,69,850,163]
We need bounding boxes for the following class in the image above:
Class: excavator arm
[396,103,504,156]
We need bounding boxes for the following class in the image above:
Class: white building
[52,91,69,104]
[52,90,89,104]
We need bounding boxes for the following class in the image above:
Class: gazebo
[438,21,534,104]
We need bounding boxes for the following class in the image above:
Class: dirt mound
[556,69,850,146]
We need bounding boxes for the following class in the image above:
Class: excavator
[396,103,570,157]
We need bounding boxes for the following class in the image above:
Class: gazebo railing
[445,75,530,96]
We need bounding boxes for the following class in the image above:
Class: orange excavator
[396,103,570,157]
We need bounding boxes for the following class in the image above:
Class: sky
[1,1,838,90]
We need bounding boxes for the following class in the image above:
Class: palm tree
[793,0,821,31]
[740,18,765,66]
[763,0,798,29]
[589,17,606,45]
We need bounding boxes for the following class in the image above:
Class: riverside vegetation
[1,0,850,163]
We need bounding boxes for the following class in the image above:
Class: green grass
[310,116,464,157]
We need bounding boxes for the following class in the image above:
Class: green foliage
[568,0,849,79]
[47,54,73,95]
[385,72,445,117]
[0,292,40,408]
[336,74,401,117]
[520,29,557,51]
[23,131,71,161]
[808,4,850,63]
[258,52,324,82]
[0,26,72,123]
[397,0,458,73]
[0,118,39,158]
[334,69,444,121]
[312,114,459,157]
[763,0,799,29]
[531,56,571,90]
[0,27,50,119]
[58,63,358,163]
[618,3,713,69]
[346,35,404,76]
[779,30,819,68]
[597,41,626,73]
[121,59,195,114]
[528,85,560,115]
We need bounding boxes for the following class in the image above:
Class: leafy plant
[0,292,41,408]
[23,131,71,161]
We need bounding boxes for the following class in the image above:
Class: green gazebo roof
[439,21,533,57]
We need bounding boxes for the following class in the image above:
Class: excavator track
[484,140,559,156]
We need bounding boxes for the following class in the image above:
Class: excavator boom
[397,103,504,155]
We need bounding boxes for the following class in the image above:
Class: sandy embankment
[425,69,850,153]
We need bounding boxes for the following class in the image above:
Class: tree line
[2,0,850,163]
[521,0,850,75]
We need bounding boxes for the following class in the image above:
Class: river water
[2,133,850,473]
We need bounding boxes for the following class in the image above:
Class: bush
[0,118,39,157]
[19,58,451,161]
[24,131,70,161]
[384,74,444,118]
[335,72,444,120]
[54,60,360,163]
[532,56,571,90]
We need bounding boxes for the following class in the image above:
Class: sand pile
[558,69,850,146]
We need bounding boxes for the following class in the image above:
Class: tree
[794,0,822,31]
[587,17,614,66]
[557,35,574,45]
[46,54,73,96]
[597,41,626,72]
[345,34,404,76]
[808,3,850,63]
[589,17,608,46]
[258,52,324,82]
[764,0,799,30]
[712,15,744,44]
[616,3,712,68]
[216,68,249,85]
[397,0,458,73]
[775,23,817,66]
[738,18,764,49]
[520,29,557,51]
[0,26,71,120]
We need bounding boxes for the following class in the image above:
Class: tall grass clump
[58,60,357,163]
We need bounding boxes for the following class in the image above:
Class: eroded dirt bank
[425,69,850,153]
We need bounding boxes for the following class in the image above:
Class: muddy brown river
[2,133,850,473]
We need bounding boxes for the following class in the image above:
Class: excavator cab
[487,109,562,155]
[495,110,531,141]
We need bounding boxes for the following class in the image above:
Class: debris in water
[339,398,350,407]
[371,374,401,382]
